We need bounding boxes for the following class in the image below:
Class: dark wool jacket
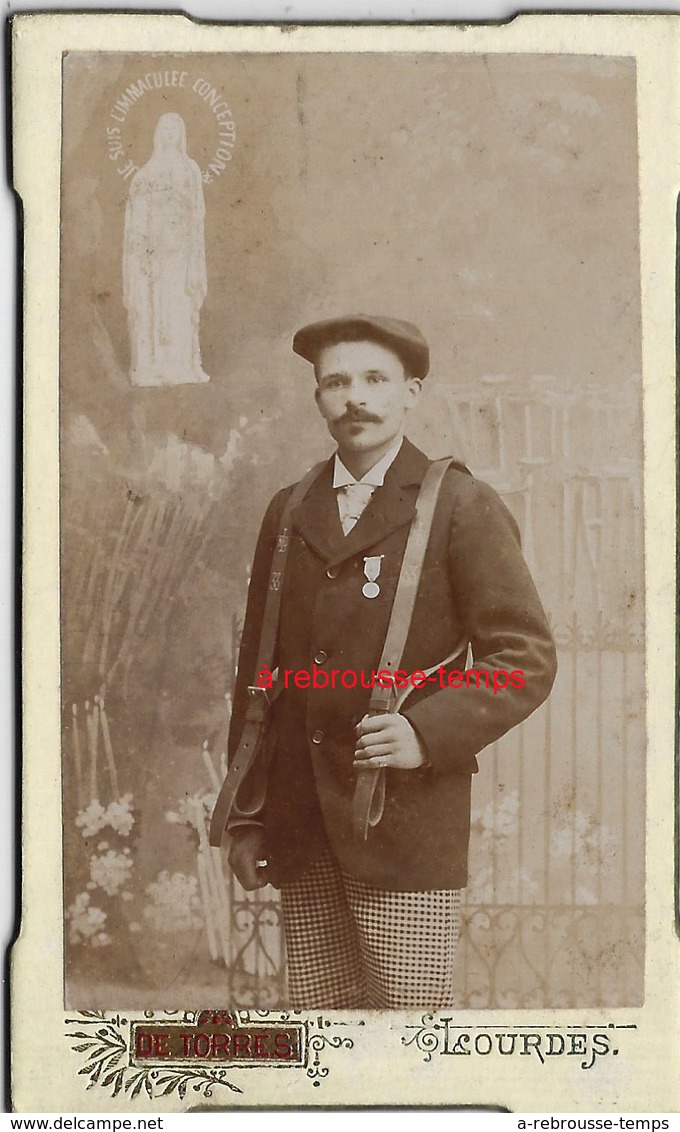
[225,438,557,891]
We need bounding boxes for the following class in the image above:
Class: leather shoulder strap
[251,459,327,681]
[353,456,455,838]
[369,456,455,713]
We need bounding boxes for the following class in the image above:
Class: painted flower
[66,892,108,946]
[89,848,134,896]
[143,870,203,933]
[472,791,521,839]
[91,931,112,948]
[75,794,135,838]
[75,800,107,838]
[166,792,217,831]
[105,794,135,837]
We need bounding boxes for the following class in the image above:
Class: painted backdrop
[60,51,644,1008]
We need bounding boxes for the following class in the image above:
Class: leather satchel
[209,460,326,848]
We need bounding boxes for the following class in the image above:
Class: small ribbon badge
[362,555,384,599]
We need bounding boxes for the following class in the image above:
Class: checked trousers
[280,848,462,1009]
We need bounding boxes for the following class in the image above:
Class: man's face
[314,339,422,458]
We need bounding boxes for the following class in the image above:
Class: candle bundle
[71,490,207,698]
[70,693,120,808]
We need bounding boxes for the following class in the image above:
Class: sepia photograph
[56,45,645,1014]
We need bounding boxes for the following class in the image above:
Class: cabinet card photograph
[13,13,677,1113]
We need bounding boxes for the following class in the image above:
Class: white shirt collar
[333,437,404,489]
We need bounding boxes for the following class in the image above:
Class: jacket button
[311,729,324,745]
[326,566,338,579]
[314,650,327,665]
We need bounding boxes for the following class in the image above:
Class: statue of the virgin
[123,113,210,386]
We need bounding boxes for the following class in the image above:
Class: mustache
[334,410,383,425]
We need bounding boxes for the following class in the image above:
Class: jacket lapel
[290,458,344,562]
[291,438,431,566]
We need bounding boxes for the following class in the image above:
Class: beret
[292,314,430,380]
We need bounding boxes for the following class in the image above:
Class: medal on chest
[362,555,384,599]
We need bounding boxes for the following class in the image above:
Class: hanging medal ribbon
[362,555,384,599]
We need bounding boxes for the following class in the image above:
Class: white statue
[123,113,210,386]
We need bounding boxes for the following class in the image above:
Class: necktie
[338,482,376,535]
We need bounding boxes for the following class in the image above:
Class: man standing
[212,314,556,1009]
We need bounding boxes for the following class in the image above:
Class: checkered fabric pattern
[280,848,462,1009]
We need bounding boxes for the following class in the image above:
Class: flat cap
[292,314,430,380]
